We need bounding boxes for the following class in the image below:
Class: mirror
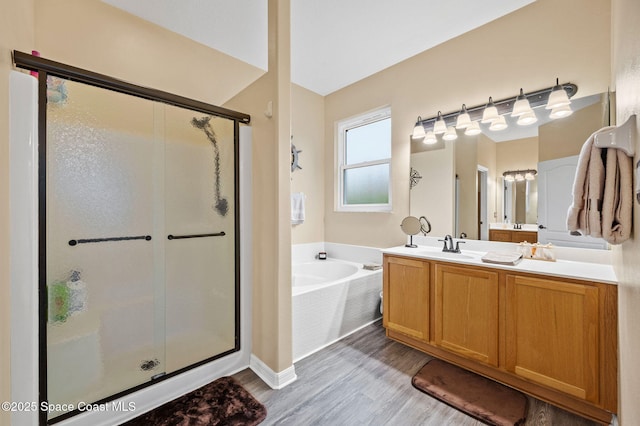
[503,179,537,224]
[410,92,610,241]
[401,216,421,247]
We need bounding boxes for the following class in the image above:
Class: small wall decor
[410,167,422,189]
[291,141,302,172]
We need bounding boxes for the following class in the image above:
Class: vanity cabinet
[505,275,599,402]
[382,256,430,342]
[434,264,499,366]
[383,253,618,424]
[489,228,537,243]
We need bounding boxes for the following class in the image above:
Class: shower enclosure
[13,52,249,424]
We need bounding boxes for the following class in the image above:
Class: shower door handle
[69,235,152,246]
[167,232,226,240]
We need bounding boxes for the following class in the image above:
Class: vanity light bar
[503,169,537,181]
[416,82,577,131]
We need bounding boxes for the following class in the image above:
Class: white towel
[291,192,305,225]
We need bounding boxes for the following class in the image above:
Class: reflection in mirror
[504,179,538,224]
[409,92,610,243]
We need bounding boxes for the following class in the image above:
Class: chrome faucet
[444,235,454,251]
[438,234,465,253]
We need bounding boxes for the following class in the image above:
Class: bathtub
[292,258,382,362]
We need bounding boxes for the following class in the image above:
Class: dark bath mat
[412,359,527,426]
[123,376,266,426]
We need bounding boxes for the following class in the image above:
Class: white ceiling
[103,0,535,96]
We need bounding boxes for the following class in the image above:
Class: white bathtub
[292,257,382,362]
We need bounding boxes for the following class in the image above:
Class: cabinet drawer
[489,229,511,242]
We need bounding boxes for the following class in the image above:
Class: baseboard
[249,354,297,389]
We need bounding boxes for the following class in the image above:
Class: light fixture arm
[416,82,577,131]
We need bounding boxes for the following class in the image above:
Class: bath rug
[412,359,527,426]
[123,376,267,426]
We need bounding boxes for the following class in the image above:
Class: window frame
[335,106,392,212]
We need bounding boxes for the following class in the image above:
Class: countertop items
[381,245,617,284]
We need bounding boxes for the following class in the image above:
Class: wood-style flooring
[233,320,599,426]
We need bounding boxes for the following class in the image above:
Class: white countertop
[489,223,538,232]
[381,245,618,285]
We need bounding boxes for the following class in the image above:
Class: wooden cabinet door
[434,264,499,366]
[383,256,429,342]
[505,275,599,402]
[489,229,511,242]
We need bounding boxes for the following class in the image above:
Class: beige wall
[291,84,325,244]
[612,0,640,423]
[323,0,610,248]
[35,0,264,106]
[409,143,455,237]
[538,98,608,162]
[496,137,539,174]
[478,135,498,223]
[224,0,292,372]
[1,2,35,423]
[455,136,479,239]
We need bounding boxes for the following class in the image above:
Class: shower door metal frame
[13,50,248,425]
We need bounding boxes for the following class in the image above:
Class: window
[336,107,391,212]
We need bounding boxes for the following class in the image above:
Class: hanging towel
[291,192,305,225]
[567,127,633,245]
[601,147,633,244]
[567,128,608,238]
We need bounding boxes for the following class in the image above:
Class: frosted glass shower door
[163,106,237,373]
[43,70,241,423]
[46,78,164,419]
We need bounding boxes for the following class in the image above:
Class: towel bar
[594,114,636,156]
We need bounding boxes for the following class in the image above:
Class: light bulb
[455,104,471,129]
[546,78,571,109]
[433,111,447,134]
[481,97,499,123]
[424,131,437,145]
[411,117,426,140]
[517,111,538,126]
[412,126,426,139]
[550,105,573,119]
[464,121,482,136]
[489,115,508,131]
[443,126,458,141]
[511,88,533,117]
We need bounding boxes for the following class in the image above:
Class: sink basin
[418,250,476,260]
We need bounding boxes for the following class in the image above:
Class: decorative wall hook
[594,114,636,156]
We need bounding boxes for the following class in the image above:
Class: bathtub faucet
[316,251,327,260]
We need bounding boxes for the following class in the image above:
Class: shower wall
[45,77,238,421]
